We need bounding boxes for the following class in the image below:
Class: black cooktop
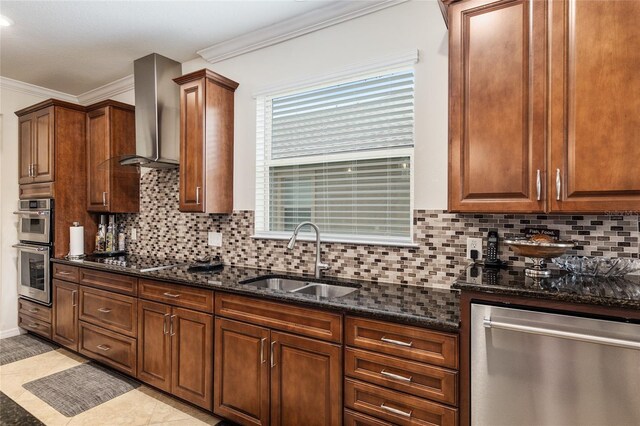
[81,254,188,272]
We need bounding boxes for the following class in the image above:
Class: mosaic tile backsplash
[118,169,639,287]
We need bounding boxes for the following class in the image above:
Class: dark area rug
[0,391,44,426]
[0,334,57,366]
[22,362,140,417]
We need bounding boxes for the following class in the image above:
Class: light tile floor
[0,347,225,425]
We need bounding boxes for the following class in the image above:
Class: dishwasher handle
[483,317,640,351]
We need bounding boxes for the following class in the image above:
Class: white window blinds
[255,69,414,245]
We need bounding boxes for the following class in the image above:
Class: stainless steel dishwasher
[471,303,640,426]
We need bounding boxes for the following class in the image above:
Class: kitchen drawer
[139,279,214,313]
[18,312,52,340]
[19,182,54,199]
[346,317,458,369]
[215,293,342,343]
[53,263,79,282]
[79,321,137,376]
[345,348,458,406]
[79,286,137,337]
[345,409,394,426]
[18,298,51,323]
[79,268,137,296]
[345,379,458,426]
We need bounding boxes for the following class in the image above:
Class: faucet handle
[318,262,331,271]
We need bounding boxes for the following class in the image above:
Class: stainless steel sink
[290,283,359,298]
[242,277,359,298]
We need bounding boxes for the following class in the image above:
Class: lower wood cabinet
[79,321,136,376]
[213,317,342,426]
[137,300,213,410]
[52,280,78,351]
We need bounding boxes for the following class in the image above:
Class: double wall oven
[14,199,53,305]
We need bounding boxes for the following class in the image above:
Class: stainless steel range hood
[120,53,182,168]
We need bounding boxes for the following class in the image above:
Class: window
[255,69,414,245]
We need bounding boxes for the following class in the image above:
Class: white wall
[0,88,51,337]
[182,0,449,210]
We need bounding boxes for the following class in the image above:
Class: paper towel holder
[66,221,86,261]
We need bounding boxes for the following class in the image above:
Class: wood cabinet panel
[53,263,79,282]
[270,331,342,426]
[79,268,137,296]
[19,182,55,199]
[32,107,55,183]
[216,293,342,343]
[18,114,33,184]
[214,318,270,426]
[79,321,137,376]
[548,0,640,212]
[18,312,52,340]
[448,0,546,212]
[344,409,394,426]
[86,107,110,212]
[52,280,78,351]
[18,298,51,324]
[346,317,458,369]
[345,379,458,426]
[345,348,458,406]
[178,78,205,212]
[138,279,214,313]
[79,286,137,337]
[137,300,172,392]
[171,307,213,410]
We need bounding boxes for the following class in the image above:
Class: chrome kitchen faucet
[287,222,330,279]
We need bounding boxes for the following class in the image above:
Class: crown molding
[76,74,134,105]
[197,0,409,64]
[0,76,77,103]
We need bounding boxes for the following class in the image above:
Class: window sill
[251,233,419,248]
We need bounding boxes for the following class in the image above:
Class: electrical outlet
[208,232,222,247]
[467,237,483,260]
[131,228,137,241]
[467,265,483,284]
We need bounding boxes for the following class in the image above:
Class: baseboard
[0,328,24,339]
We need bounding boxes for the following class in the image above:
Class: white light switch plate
[208,232,222,247]
[467,237,483,260]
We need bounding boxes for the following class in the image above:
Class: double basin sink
[241,277,360,299]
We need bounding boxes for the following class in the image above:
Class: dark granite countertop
[453,265,640,310]
[52,256,460,332]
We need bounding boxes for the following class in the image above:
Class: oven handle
[13,211,50,216]
[12,244,49,252]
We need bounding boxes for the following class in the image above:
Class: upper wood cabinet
[86,100,139,213]
[174,69,239,214]
[18,106,55,184]
[447,0,640,213]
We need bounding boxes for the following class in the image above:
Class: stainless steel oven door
[14,243,50,305]
[14,210,51,244]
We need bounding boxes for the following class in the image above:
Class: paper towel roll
[69,223,84,257]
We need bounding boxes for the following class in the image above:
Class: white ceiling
[0,0,350,95]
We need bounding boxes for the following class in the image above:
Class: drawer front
[79,268,137,296]
[18,298,51,323]
[139,279,214,313]
[18,312,52,339]
[345,379,458,426]
[215,293,342,343]
[345,409,394,426]
[53,263,79,282]
[79,286,137,337]
[19,182,54,199]
[345,348,458,406]
[346,317,458,369]
[79,321,137,376]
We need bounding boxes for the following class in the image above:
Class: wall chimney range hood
[120,53,182,168]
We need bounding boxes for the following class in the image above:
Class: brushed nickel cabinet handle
[57,271,71,275]
[381,369,412,382]
[381,336,413,347]
[163,313,169,335]
[163,292,180,298]
[270,341,276,368]
[102,191,107,206]
[556,168,561,201]
[96,344,111,351]
[380,403,412,418]
[28,323,40,328]
[72,290,78,307]
[260,337,267,364]
[28,308,39,313]
[536,169,541,201]
[196,187,201,205]
[28,164,33,177]
[170,314,177,336]
[97,307,112,313]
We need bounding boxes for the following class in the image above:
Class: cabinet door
[178,78,205,213]
[52,280,78,351]
[549,0,640,212]
[18,114,34,184]
[32,107,55,183]
[214,318,270,426]
[448,0,546,212]
[171,307,213,410]
[270,331,342,426]
[86,107,111,212]
[137,300,171,392]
